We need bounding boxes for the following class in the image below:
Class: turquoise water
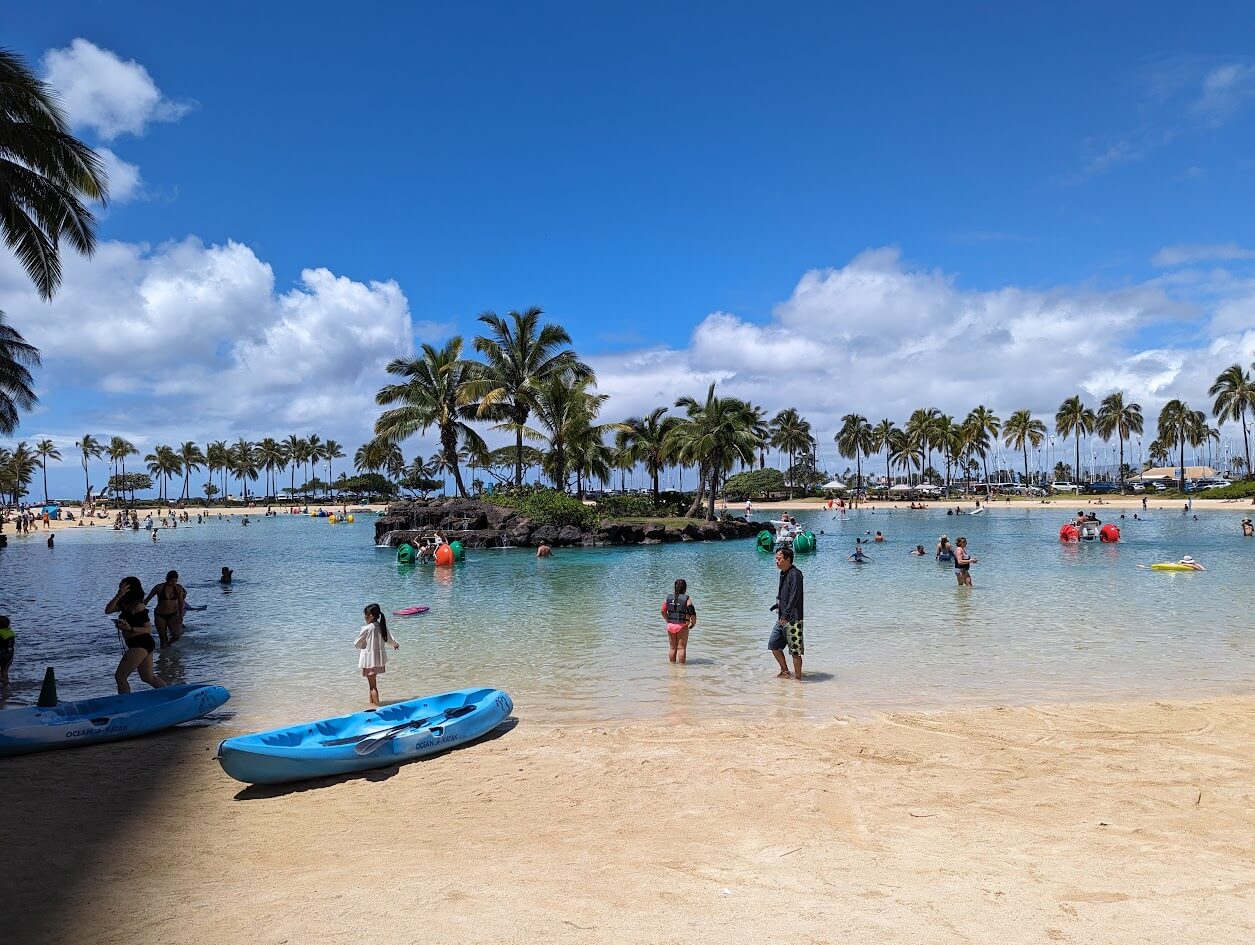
[1,508,1252,726]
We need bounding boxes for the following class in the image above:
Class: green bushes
[596,491,689,518]
[1196,480,1255,500]
[484,485,598,529]
[723,468,785,499]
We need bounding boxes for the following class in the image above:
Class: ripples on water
[1,507,1252,725]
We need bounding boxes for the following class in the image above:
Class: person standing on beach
[769,546,804,680]
[661,579,697,664]
[355,603,399,706]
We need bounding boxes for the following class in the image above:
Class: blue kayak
[0,683,230,757]
[216,687,513,785]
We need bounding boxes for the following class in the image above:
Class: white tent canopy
[821,479,846,490]
[888,483,914,493]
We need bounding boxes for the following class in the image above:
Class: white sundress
[355,621,392,676]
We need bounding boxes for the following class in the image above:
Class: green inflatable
[396,543,415,564]
[756,530,774,552]
[792,531,817,554]
[449,540,465,562]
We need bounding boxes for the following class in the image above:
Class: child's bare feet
[776,670,792,678]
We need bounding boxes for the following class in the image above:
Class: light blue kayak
[216,687,513,785]
[0,683,230,757]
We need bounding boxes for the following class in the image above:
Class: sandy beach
[3,503,388,533]
[4,696,1252,945]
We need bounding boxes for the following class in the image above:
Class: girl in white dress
[355,603,400,706]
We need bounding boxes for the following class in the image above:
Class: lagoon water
[1,506,1252,727]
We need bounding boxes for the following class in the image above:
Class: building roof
[1137,466,1217,480]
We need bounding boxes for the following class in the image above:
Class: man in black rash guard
[769,545,804,680]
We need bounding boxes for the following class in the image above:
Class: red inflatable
[433,543,455,567]
[1059,524,1080,542]
[1099,523,1120,543]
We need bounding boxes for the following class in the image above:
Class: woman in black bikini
[105,577,168,693]
[145,570,186,647]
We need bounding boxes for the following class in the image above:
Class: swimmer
[660,578,697,664]
[910,545,926,556]
[873,531,884,543]
[1243,518,1253,537]
[47,534,53,548]
[1176,556,1205,571]
[536,544,553,558]
[849,539,869,563]
[219,566,233,584]
[150,530,158,542]
[935,535,953,562]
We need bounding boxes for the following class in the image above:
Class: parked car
[1085,482,1121,495]
[1050,482,1080,493]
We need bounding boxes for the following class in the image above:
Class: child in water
[660,579,697,664]
[0,616,13,687]
[355,603,400,706]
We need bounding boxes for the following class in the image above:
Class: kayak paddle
[353,704,476,756]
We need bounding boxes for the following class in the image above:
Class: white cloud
[0,236,417,449]
[1193,63,1255,126]
[591,249,1250,450]
[95,148,143,202]
[42,38,192,140]
[1153,242,1255,267]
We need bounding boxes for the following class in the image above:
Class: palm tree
[75,434,104,498]
[323,440,345,496]
[1157,399,1208,492]
[305,434,324,487]
[1095,393,1144,493]
[770,408,813,498]
[616,407,679,507]
[144,445,182,502]
[1210,363,1255,480]
[0,442,37,504]
[375,337,488,498]
[1003,409,1047,487]
[889,430,923,484]
[206,440,229,503]
[964,406,1001,489]
[836,414,873,493]
[32,438,60,504]
[525,374,615,492]
[0,313,40,434]
[1055,395,1096,484]
[667,383,764,519]
[283,435,306,493]
[107,436,137,493]
[0,49,108,302]
[176,441,206,502]
[256,438,285,498]
[229,439,259,501]
[470,307,593,486]
[870,419,900,488]
[1147,439,1170,468]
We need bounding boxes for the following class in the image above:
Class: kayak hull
[0,683,230,757]
[216,687,513,785]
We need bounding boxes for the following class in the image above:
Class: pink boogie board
[391,606,430,616]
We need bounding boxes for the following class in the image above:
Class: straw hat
[1181,555,1196,563]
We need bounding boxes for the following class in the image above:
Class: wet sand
[3,696,1252,944]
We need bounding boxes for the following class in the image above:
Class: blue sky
[5,3,1255,496]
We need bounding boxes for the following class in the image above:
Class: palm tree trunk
[1119,437,1126,493]
[41,459,48,504]
[1022,445,1029,487]
[684,464,706,518]
[651,463,660,508]
[514,422,524,486]
[1180,437,1186,492]
[1243,413,1251,480]
[706,468,718,520]
[1075,434,1081,485]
